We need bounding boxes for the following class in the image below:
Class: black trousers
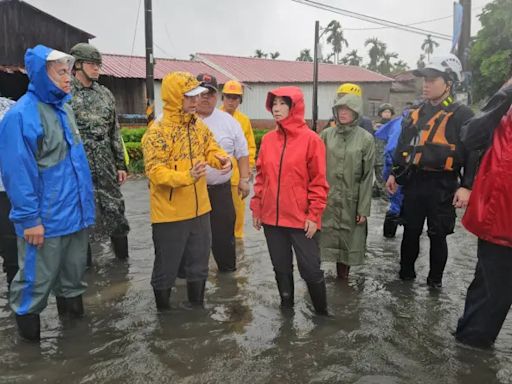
[0,192,18,284]
[208,182,236,272]
[399,171,457,283]
[151,214,211,290]
[263,225,324,283]
[455,239,512,348]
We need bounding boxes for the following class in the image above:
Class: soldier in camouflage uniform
[373,103,395,199]
[69,43,130,262]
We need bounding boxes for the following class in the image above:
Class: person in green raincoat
[320,94,375,279]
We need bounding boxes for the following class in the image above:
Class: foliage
[254,49,268,59]
[270,52,280,60]
[417,54,426,69]
[121,127,146,143]
[325,20,349,64]
[470,0,512,101]
[392,60,410,73]
[341,49,363,66]
[365,37,387,71]
[377,52,399,75]
[421,35,440,61]
[253,128,267,154]
[124,141,143,161]
[296,49,314,62]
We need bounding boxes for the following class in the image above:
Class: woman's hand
[386,175,398,195]
[356,215,366,225]
[253,216,262,231]
[304,219,318,239]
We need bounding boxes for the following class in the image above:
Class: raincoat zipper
[276,127,287,226]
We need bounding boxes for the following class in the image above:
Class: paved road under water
[0,179,511,384]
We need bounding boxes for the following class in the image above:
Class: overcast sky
[25,0,492,67]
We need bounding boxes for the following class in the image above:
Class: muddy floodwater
[0,179,511,384]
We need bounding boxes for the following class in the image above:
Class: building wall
[237,82,391,121]
[99,77,146,115]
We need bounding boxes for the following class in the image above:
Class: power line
[290,0,452,40]
[344,6,483,32]
[128,0,143,76]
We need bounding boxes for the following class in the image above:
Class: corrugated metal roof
[101,54,230,83]
[196,53,393,84]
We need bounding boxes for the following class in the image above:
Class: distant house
[100,54,229,117]
[196,53,393,127]
[390,71,422,114]
[0,0,94,99]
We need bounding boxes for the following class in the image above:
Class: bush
[128,159,145,174]
[121,127,146,143]
[125,142,143,161]
[253,129,267,154]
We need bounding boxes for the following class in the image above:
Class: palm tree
[365,37,387,71]
[270,51,280,60]
[417,54,426,69]
[189,54,196,61]
[421,35,439,61]
[341,49,363,66]
[296,49,313,62]
[254,49,267,59]
[378,52,399,74]
[393,60,410,73]
[325,20,349,64]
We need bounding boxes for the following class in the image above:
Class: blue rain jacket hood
[0,45,95,238]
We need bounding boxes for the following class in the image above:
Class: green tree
[378,52,399,74]
[470,0,512,101]
[421,34,440,61]
[296,49,313,62]
[393,59,410,73]
[254,49,267,58]
[417,54,426,69]
[270,51,280,60]
[341,49,363,66]
[325,20,349,64]
[365,37,387,71]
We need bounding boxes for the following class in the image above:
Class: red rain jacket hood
[462,109,512,248]
[251,86,329,229]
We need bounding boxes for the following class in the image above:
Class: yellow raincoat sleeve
[141,125,195,188]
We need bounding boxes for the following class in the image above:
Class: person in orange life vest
[386,54,479,289]
[250,86,329,315]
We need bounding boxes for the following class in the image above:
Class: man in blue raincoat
[375,110,408,238]
[0,45,95,341]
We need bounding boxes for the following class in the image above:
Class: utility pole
[457,0,471,71]
[144,0,155,126]
[312,20,319,131]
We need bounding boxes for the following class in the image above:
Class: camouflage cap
[70,43,102,64]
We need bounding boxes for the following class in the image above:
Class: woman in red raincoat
[250,86,329,315]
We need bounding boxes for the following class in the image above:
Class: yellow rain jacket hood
[142,71,228,223]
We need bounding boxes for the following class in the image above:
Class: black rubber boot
[383,213,400,238]
[186,280,206,308]
[153,288,171,311]
[86,243,92,268]
[56,296,68,316]
[15,314,40,342]
[67,295,84,318]
[336,262,350,280]
[111,236,129,260]
[306,280,328,316]
[275,272,294,308]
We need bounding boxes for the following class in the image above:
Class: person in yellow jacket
[142,71,231,311]
[220,80,256,238]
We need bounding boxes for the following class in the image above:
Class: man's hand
[386,175,398,195]
[238,178,250,199]
[356,215,367,225]
[117,170,128,185]
[215,154,232,175]
[453,187,471,208]
[253,216,262,231]
[190,161,207,181]
[304,219,318,239]
[24,224,44,248]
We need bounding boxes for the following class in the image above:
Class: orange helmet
[222,80,243,95]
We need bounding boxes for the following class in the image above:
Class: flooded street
[0,178,511,384]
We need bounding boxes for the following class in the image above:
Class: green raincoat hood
[332,93,363,129]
